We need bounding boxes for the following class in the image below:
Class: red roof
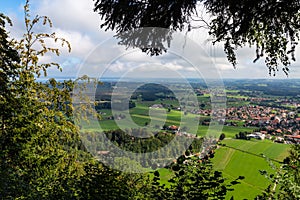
[169,125,179,130]
[260,131,267,134]
[276,129,282,133]
[288,135,300,139]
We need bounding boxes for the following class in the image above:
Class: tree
[169,157,227,199]
[257,145,300,199]
[0,1,149,199]
[149,155,243,200]
[77,161,151,200]
[93,0,300,75]
[0,1,88,198]
[219,133,225,141]
[0,2,161,199]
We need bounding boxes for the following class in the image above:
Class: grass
[227,95,249,99]
[86,101,198,132]
[98,109,113,116]
[196,125,256,138]
[220,150,271,199]
[148,139,290,200]
[147,139,290,200]
[83,100,291,200]
[212,139,290,199]
[226,120,246,126]
[221,126,256,138]
[227,101,251,108]
[153,168,174,187]
[80,119,119,131]
[225,89,240,93]
[221,139,290,161]
[84,101,257,140]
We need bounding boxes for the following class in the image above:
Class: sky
[1,0,300,80]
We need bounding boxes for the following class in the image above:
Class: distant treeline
[224,79,300,97]
[95,82,177,101]
[95,100,136,111]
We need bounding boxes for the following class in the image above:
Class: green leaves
[0,1,85,198]
[17,2,71,78]
[257,145,300,199]
[94,0,300,75]
[204,0,300,75]
[147,155,232,200]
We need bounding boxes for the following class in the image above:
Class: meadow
[148,139,290,199]
[85,101,256,137]
[212,139,290,199]
[82,100,291,199]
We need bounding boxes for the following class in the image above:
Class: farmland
[150,140,291,200]
[82,100,290,199]
[83,101,257,138]
[212,139,290,199]
[81,79,299,199]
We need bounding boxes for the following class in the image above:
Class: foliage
[94,0,197,32]
[0,1,150,199]
[212,139,290,199]
[169,156,228,199]
[75,160,150,200]
[257,144,300,199]
[235,131,251,140]
[219,133,225,141]
[0,1,88,198]
[93,0,197,55]
[93,0,300,75]
[205,0,300,75]
[81,129,203,169]
[149,155,243,200]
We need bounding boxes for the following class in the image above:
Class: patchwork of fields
[82,100,291,199]
[83,102,256,137]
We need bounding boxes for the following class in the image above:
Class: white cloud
[54,28,95,56]
[216,64,234,71]
[108,61,126,73]
[35,0,101,33]
[4,0,300,78]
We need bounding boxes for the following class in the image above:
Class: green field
[147,139,290,200]
[82,100,291,199]
[84,102,256,140]
[146,139,291,200]
[148,168,174,187]
[196,125,256,138]
[227,100,251,108]
[212,139,290,199]
[84,115,255,140]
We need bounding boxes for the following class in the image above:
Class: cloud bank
[2,0,300,79]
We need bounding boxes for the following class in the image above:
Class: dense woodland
[0,1,299,199]
[81,130,205,170]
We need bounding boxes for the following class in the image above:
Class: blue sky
[1,0,299,79]
[0,0,24,14]
[0,0,22,9]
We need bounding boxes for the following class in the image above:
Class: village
[194,102,300,144]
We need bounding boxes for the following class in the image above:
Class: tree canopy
[94,0,300,75]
